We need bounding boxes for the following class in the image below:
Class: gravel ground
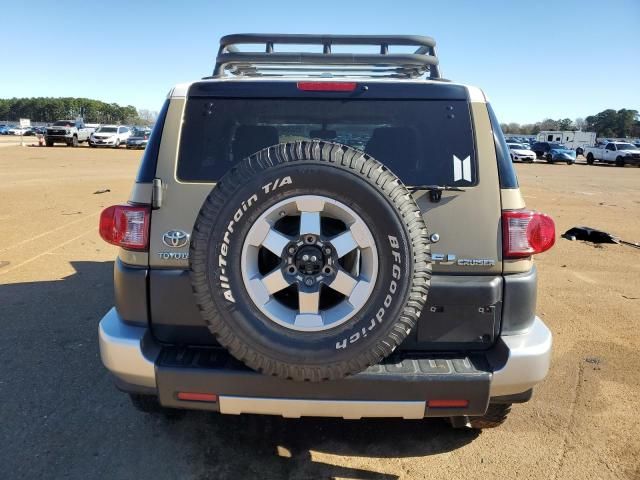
[0,145,638,480]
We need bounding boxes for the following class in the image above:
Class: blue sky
[1,0,638,123]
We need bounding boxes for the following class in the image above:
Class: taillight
[502,210,555,258]
[99,204,150,250]
[297,81,357,92]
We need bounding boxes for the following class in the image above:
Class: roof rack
[211,34,441,80]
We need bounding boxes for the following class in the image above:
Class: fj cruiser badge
[432,253,495,266]
[162,230,189,248]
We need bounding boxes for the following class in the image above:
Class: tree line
[500,108,640,138]
[0,97,157,125]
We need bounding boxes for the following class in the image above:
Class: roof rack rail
[210,33,441,80]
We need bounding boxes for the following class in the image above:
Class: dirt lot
[1,145,638,480]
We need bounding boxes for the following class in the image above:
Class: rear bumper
[98,308,551,417]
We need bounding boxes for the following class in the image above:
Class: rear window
[177,99,477,187]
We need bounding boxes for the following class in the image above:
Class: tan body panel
[147,98,213,268]
[416,101,502,274]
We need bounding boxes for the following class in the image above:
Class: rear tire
[586,153,594,165]
[545,154,552,163]
[616,156,625,167]
[450,404,512,430]
[469,404,512,429]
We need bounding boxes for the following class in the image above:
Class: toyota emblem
[162,230,189,248]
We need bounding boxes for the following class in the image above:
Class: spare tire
[190,141,430,381]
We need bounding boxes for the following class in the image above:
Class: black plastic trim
[502,267,537,335]
[487,103,518,189]
[411,275,502,350]
[149,269,213,345]
[490,389,533,404]
[156,347,491,416]
[114,258,148,327]
[135,99,170,183]
[188,81,468,100]
[148,269,503,349]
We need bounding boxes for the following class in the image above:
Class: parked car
[126,128,150,149]
[0,124,13,134]
[89,125,131,148]
[7,126,30,135]
[97,34,555,430]
[45,120,92,147]
[23,127,45,136]
[531,142,576,164]
[507,143,536,162]
[584,142,640,167]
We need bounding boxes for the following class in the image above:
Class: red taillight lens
[297,81,357,92]
[99,204,150,250]
[177,392,217,402]
[427,399,469,408]
[502,210,555,258]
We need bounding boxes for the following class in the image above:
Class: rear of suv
[98,34,554,428]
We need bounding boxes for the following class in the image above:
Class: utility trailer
[536,131,596,155]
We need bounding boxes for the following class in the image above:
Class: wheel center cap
[295,245,324,275]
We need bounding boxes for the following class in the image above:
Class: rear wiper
[407,185,466,203]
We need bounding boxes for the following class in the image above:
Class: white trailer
[536,131,596,155]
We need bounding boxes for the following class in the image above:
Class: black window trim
[136,99,170,183]
[175,97,479,188]
[487,103,518,189]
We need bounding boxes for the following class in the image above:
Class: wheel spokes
[299,211,321,236]
[241,195,379,331]
[298,290,320,314]
[261,228,291,257]
[331,230,359,258]
[261,269,291,295]
[328,269,358,297]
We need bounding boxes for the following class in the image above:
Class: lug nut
[310,255,317,262]
[304,277,314,286]
[288,247,296,255]
[324,248,332,255]
[302,254,309,261]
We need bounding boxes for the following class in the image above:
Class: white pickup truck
[584,141,640,167]
[45,120,92,147]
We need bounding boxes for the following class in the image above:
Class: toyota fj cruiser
[98,34,555,429]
